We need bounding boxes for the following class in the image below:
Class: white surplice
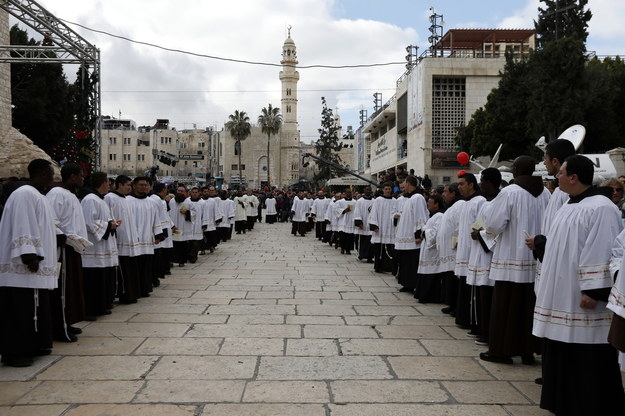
[394,192,429,251]
[291,196,308,222]
[466,201,496,287]
[334,198,357,234]
[368,196,397,244]
[418,212,444,274]
[149,194,174,249]
[233,196,247,222]
[81,192,119,268]
[533,195,623,344]
[454,195,486,277]
[169,199,195,242]
[265,198,277,215]
[183,197,204,241]
[47,186,90,253]
[218,199,235,228]
[354,197,374,236]
[484,185,550,284]
[201,197,223,232]
[0,185,58,289]
[104,192,140,256]
[436,200,465,273]
[127,195,163,255]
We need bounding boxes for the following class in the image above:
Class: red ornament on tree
[456,152,470,165]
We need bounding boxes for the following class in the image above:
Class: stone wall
[0,9,11,140]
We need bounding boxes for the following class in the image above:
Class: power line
[61,18,406,70]
[103,88,397,93]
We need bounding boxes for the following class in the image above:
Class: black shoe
[84,315,97,321]
[535,377,543,385]
[103,310,113,315]
[479,352,513,364]
[466,330,480,338]
[34,348,52,356]
[1,355,33,367]
[366,259,374,263]
[475,338,488,346]
[200,250,206,255]
[398,287,412,293]
[68,326,82,335]
[441,306,453,314]
[521,354,535,365]
[345,251,351,255]
[179,263,185,267]
[153,279,161,287]
[341,249,345,254]
[164,271,172,275]
[119,299,138,305]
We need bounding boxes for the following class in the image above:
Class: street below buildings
[1,220,552,416]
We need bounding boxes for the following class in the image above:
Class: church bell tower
[278,26,300,185]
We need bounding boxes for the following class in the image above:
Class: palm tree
[258,104,282,189]
[225,110,251,189]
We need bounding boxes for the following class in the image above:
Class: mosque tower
[278,26,300,185]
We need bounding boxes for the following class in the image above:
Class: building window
[109,137,117,145]
[286,105,291,113]
[109,154,116,161]
[240,164,245,170]
[137,154,145,161]
[123,154,131,161]
[123,137,131,145]
[231,164,238,170]
[432,76,466,150]
[198,142,205,148]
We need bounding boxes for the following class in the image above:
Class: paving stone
[219,337,284,355]
[246,291,294,299]
[286,339,339,356]
[328,404,509,416]
[286,315,344,325]
[16,380,143,404]
[322,299,379,306]
[376,325,453,340]
[421,339,488,356]
[243,381,329,403]
[80,322,191,338]
[201,403,326,416]
[206,305,295,315]
[50,337,144,356]
[296,305,357,316]
[64,404,198,415]
[0,405,68,416]
[443,381,530,404]
[146,356,256,380]
[479,359,542,381]
[257,356,392,380]
[278,298,321,305]
[389,357,493,380]
[331,380,448,403]
[227,314,286,324]
[36,356,156,381]
[343,316,391,325]
[111,303,208,314]
[339,338,427,356]
[186,324,301,338]
[354,305,421,316]
[304,325,378,339]
[0,381,39,404]
[0,355,59,381]
[134,337,221,355]
[510,381,543,405]
[502,405,553,416]
[229,299,278,305]
[135,380,245,403]
[129,313,228,324]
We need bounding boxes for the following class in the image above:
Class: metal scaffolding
[0,0,101,168]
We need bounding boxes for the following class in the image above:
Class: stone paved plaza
[0,221,559,415]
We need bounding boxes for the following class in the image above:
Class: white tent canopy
[326,176,373,186]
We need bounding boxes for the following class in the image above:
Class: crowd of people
[2,144,625,414]
[0,161,277,368]
[286,139,625,415]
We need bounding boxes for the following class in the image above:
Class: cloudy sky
[11,0,624,142]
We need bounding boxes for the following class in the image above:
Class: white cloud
[21,0,415,142]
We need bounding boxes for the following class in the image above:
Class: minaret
[278,26,300,185]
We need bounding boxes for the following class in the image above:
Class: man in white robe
[218,190,235,241]
[334,190,358,255]
[416,193,445,303]
[323,193,340,245]
[311,191,330,240]
[150,182,175,281]
[533,155,625,415]
[127,177,164,295]
[244,189,259,231]
[394,176,429,292]
[608,228,625,371]
[233,191,248,234]
[81,172,120,320]
[264,193,278,224]
[354,187,375,262]
[169,185,194,266]
[291,192,308,237]
[454,173,485,328]
[479,157,549,365]
[46,162,90,342]
[368,183,397,273]
[105,175,141,303]
[184,187,204,263]
[0,159,57,366]
[437,183,465,315]
[201,187,223,252]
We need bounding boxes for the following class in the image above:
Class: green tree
[225,110,251,189]
[10,24,73,156]
[257,103,282,189]
[535,0,592,46]
[313,97,343,186]
[70,64,99,170]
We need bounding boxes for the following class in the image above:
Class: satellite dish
[557,124,585,150]
[535,136,547,152]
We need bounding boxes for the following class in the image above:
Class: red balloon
[456,152,470,165]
